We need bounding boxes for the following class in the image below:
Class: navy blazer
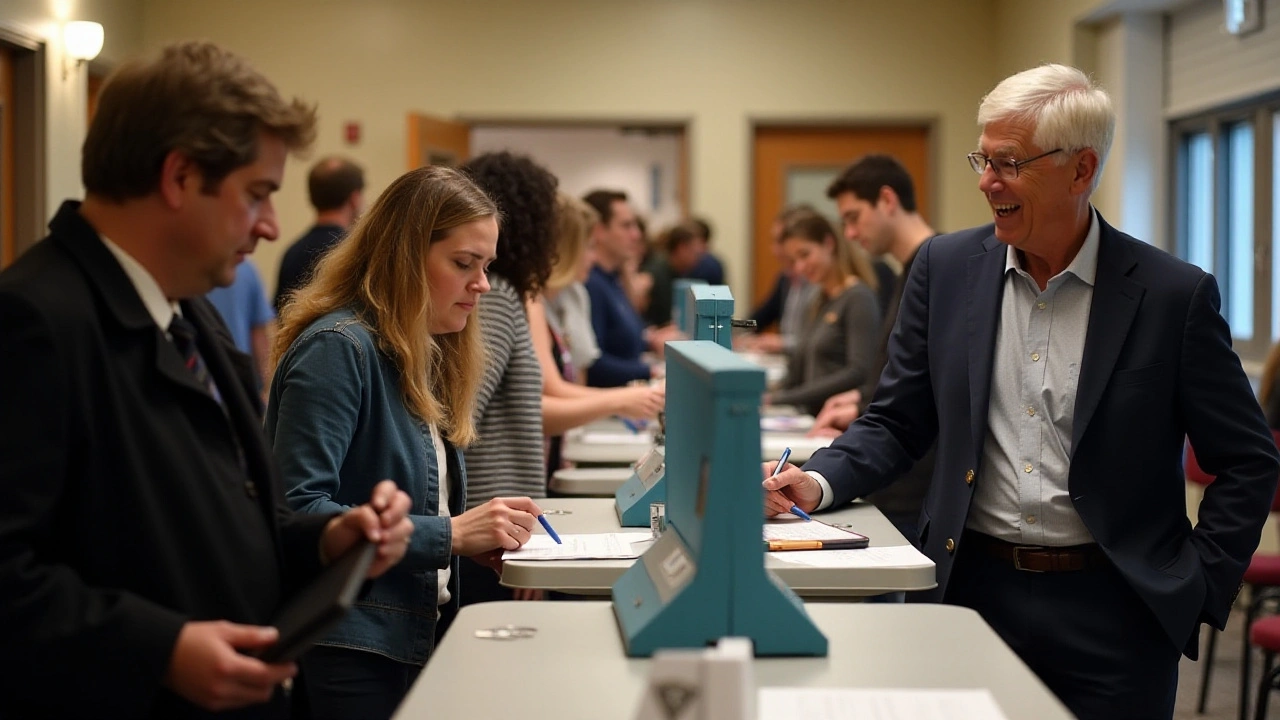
[805,214,1280,658]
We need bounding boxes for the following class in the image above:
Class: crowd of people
[1,38,1277,720]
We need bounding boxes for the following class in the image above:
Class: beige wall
[139,0,1011,297]
[2,0,143,221]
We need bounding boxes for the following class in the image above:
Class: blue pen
[620,417,642,434]
[537,515,563,544]
[769,447,812,522]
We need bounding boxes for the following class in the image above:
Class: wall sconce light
[62,21,104,80]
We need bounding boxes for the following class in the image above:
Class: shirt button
[244,481,259,499]
[1023,463,1033,473]
[1027,406,1035,416]
[965,469,975,485]
[1037,302,1046,310]
[945,538,956,553]
[1031,352,1040,362]
[1027,515,1037,524]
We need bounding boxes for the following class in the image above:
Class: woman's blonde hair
[780,210,880,293]
[545,192,599,293]
[273,165,498,446]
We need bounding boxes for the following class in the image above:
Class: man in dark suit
[0,42,414,718]
[273,156,364,313]
[765,63,1280,719]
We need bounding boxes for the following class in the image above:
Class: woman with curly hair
[457,151,561,605]
[264,165,544,718]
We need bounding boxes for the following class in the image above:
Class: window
[1172,93,1280,360]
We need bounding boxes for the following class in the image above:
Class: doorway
[751,124,932,307]
[1,44,13,267]
[406,114,689,230]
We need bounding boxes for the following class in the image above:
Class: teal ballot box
[684,284,735,349]
[671,278,707,331]
[613,445,666,526]
[612,341,827,658]
[615,286,736,526]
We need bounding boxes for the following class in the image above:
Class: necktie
[167,315,255,494]
[168,315,222,403]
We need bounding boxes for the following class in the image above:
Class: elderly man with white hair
[763,63,1279,718]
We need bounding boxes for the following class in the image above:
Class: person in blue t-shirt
[207,260,275,392]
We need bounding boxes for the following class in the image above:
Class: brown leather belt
[963,531,1106,573]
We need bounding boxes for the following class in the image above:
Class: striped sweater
[464,276,546,508]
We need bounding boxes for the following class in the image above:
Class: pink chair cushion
[1251,615,1280,650]
[1245,555,1280,586]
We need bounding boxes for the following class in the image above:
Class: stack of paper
[763,518,867,543]
[768,545,933,569]
[760,415,815,433]
[501,533,654,561]
[577,432,654,445]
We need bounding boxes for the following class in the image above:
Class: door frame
[0,25,45,264]
[460,116,693,220]
[748,117,939,306]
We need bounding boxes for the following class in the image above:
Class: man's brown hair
[83,41,316,201]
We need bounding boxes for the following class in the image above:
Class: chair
[1250,608,1280,718]
[1188,431,1280,720]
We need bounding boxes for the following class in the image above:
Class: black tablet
[259,540,377,663]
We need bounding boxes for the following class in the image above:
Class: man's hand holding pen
[762,460,823,518]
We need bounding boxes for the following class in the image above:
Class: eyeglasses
[966,148,1063,180]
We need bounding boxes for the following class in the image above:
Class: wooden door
[751,125,931,307]
[406,114,470,170]
[0,45,14,268]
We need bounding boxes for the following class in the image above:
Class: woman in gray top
[766,210,882,417]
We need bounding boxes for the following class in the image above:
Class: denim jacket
[264,308,463,665]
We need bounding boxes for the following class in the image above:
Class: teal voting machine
[611,340,827,657]
[670,278,707,330]
[615,285,736,527]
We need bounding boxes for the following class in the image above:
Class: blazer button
[244,481,259,499]
[964,469,975,485]
[945,538,955,553]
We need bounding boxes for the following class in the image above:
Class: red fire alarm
[343,121,361,145]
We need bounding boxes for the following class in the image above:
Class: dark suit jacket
[749,273,789,331]
[805,215,1280,658]
[0,202,332,718]
[273,223,344,313]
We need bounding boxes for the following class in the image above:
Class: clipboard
[259,540,376,663]
[762,519,869,552]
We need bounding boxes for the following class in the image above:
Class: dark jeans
[946,533,1180,719]
[296,646,421,720]
[457,554,514,606]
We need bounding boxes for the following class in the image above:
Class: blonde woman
[529,194,666,477]
[264,166,543,719]
[765,210,882,416]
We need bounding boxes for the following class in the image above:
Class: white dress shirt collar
[1004,207,1101,287]
[99,236,182,328]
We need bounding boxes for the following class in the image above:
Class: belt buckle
[1012,546,1045,573]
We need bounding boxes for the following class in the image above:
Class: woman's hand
[450,496,543,556]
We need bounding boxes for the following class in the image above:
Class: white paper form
[767,544,932,569]
[758,688,1008,720]
[501,533,654,561]
[763,517,867,542]
[577,432,654,445]
[760,415,814,433]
